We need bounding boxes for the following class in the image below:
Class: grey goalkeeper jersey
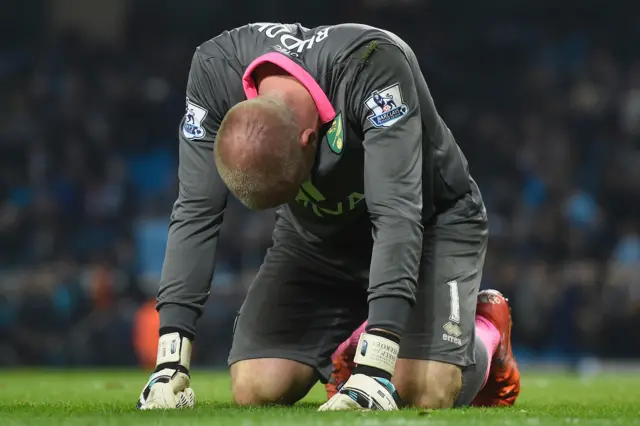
[158,22,473,337]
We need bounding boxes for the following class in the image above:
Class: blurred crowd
[0,3,639,366]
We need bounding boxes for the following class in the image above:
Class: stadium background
[0,0,638,370]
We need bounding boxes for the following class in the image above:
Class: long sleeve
[156,50,229,338]
[350,42,424,335]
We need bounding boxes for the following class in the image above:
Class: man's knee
[230,358,317,406]
[393,359,462,409]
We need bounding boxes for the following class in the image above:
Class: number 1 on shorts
[447,280,460,324]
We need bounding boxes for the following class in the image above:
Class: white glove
[318,374,399,411]
[319,332,401,411]
[137,332,196,410]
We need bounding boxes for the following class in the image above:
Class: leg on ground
[471,290,521,407]
[230,358,317,406]
[393,359,462,409]
[393,181,490,409]
[228,228,367,406]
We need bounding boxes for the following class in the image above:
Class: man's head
[214,95,317,210]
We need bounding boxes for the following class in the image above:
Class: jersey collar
[242,52,336,124]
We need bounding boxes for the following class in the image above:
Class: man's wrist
[367,327,401,341]
[159,327,195,342]
[353,330,400,380]
[155,332,193,371]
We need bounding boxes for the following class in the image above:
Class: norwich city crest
[326,113,344,154]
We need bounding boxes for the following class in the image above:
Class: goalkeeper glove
[136,332,196,410]
[319,331,401,411]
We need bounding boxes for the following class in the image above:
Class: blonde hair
[214,96,305,210]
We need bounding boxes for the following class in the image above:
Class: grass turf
[1,370,640,425]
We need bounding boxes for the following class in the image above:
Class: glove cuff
[156,332,193,371]
[353,332,400,376]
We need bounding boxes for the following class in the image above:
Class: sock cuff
[475,315,500,357]
[475,315,498,335]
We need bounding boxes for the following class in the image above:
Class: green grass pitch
[1,370,640,425]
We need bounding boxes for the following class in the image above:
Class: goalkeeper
[137,22,520,411]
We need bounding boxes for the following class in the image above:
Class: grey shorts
[228,182,488,383]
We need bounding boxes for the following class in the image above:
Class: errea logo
[251,23,331,55]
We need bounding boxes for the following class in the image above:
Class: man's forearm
[367,297,413,337]
[366,217,423,336]
[156,197,225,338]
